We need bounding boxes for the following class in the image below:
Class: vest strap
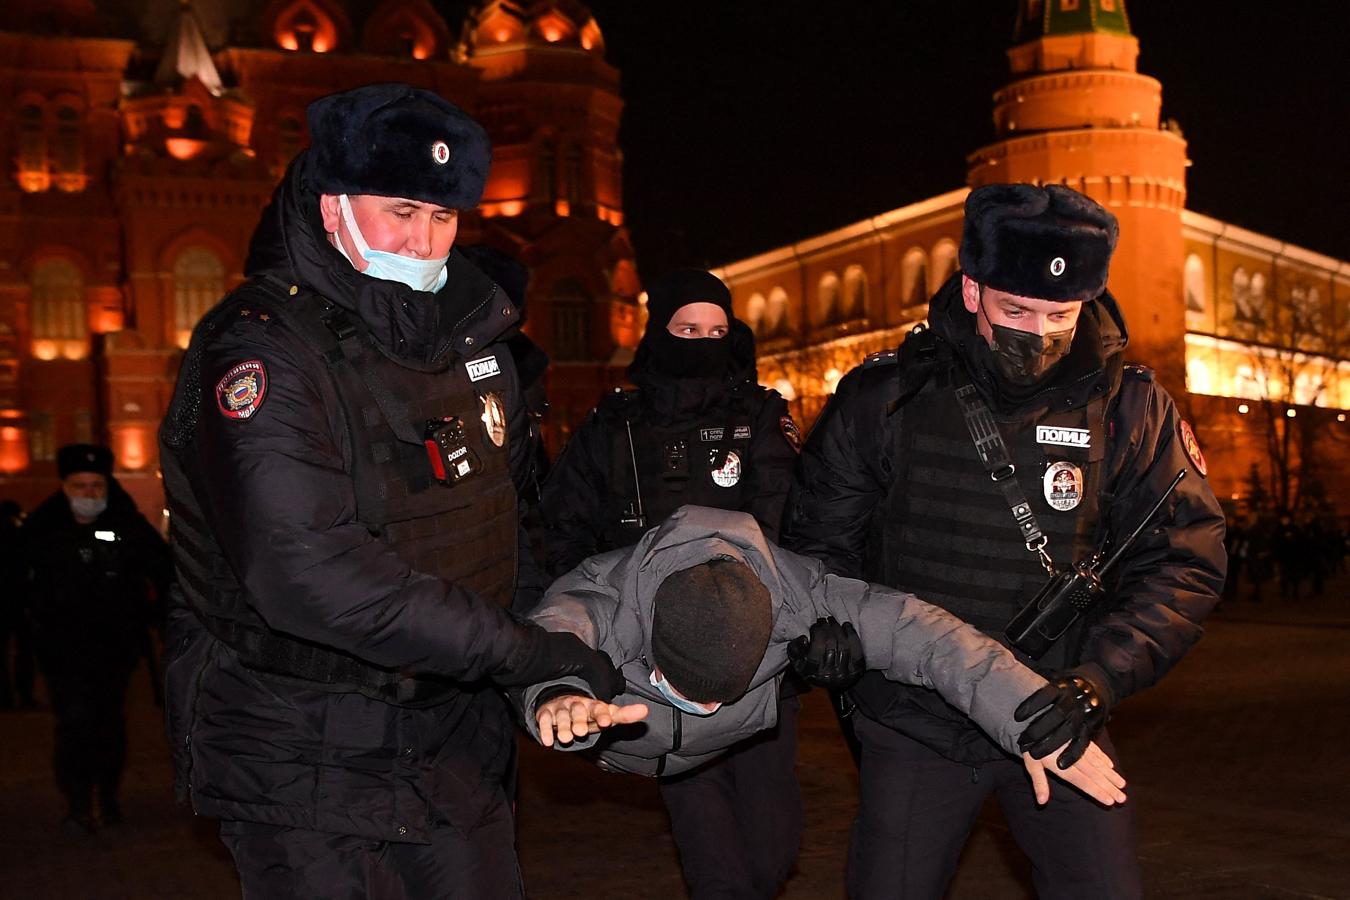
[954,381,1055,574]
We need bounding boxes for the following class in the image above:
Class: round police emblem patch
[1049,256,1067,278]
[1043,460,1083,511]
[216,360,267,420]
[1179,419,1207,476]
[710,449,742,488]
[431,140,451,165]
[480,392,506,448]
[780,415,803,454]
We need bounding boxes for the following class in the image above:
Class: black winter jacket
[22,482,170,662]
[784,276,1227,715]
[540,319,799,577]
[160,151,548,843]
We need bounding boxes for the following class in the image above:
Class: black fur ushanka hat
[959,183,1119,301]
[305,83,491,210]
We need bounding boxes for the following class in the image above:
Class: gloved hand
[1014,669,1111,769]
[787,616,865,689]
[496,629,626,701]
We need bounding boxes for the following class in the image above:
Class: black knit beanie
[644,268,733,333]
[650,558,772,703]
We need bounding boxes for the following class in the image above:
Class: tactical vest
[855,356,1110,761]
[163,277,519,706]
[598,388,760,551]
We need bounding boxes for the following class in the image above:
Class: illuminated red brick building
[0,0,640,514]
[715,0,1350,516]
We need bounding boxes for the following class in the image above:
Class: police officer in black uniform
[21,444,171,833]
[784,184,1227,899]
[159,83,621,898]
[540,268,805,899]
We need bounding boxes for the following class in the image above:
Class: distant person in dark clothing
[0,498,36,708]
[20,444,172,834]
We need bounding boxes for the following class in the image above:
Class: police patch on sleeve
[216,360,267,420]
[1043,460,1083,511]
[780,416,803,454]
[1179,419,1208,476]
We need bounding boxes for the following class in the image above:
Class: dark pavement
[2,585,1348,899]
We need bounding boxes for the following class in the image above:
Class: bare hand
[1023,739,1127,806]
[535,694,649,748]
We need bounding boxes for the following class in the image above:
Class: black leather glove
[787,616,865,689]
[1014,670,1111,769]
[496,629,626,702]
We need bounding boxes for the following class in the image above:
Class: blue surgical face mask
[649,669,721,716]
[336,194,449,294]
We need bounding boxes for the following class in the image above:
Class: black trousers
[659,693,803,900]
[40,653,136,816]
[221,807,523,900]
[847,715,1142,900]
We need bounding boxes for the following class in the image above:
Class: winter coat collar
[244,152,519,367]
[926,273,1128,415]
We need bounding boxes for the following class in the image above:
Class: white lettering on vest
[466,356,501,382]
[1036,425,1091,448]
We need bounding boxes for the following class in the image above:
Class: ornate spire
[1013,0,1131,46]
[153,1,223,95]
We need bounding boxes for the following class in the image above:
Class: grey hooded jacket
[518,505,1048,776]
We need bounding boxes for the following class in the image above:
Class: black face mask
[987,322,1076,385]
[977,291,1076,386]
[647,329,733,379]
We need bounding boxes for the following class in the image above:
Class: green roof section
[1013,0,1132,45]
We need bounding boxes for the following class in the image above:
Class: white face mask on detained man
[335,194,450,294]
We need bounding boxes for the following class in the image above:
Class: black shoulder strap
[886,324,944,416]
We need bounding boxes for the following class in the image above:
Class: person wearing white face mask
[158,83,620,897]
[20,443,171,835]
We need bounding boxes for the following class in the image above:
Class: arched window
[537,139,557,203]
[549,279,591,361]
[1184,254,1206,314]
[30,259,87,360]
[817,272,841,325]
[842,265,867,320]
[930,240,958,293]
[765,287,789,337]
[15,104,48,193]
[900,248,928,308]
[52,105,84,192]
[1232,267,1256,323]
[744,293,767,335]
[173,247,226,349]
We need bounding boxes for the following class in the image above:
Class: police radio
[1006,469,1186,659]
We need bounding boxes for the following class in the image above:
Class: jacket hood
[926,272,1128,413]
[244,151,518,366]
[623,505,791,695]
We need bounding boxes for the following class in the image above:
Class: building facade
[715,0,1350,515]
[0,0,640,514]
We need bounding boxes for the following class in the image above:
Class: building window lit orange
[817,272,841,325]
[30,259,88,360]
[52,105,86,192]
[15,104,48,193]
[173,247,226,349]
[900,248,929,308]
[765,287,789,337]
[842,265,868,320]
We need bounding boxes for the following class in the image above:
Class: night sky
[578,1,1350,279]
